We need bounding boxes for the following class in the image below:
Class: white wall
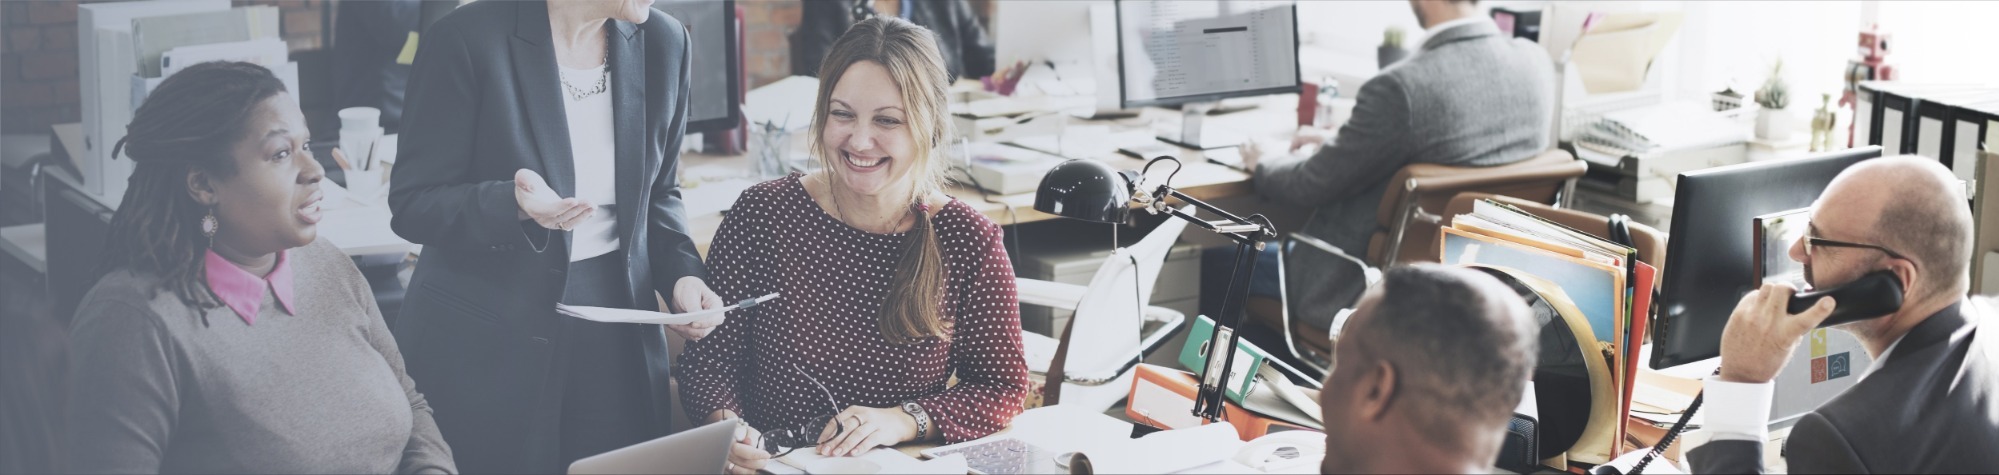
[1298,0,1995,112]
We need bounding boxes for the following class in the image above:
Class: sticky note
[396,32,420,65]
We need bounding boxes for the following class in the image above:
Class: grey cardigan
[64,238,454,474]
[1253,21,1553,329]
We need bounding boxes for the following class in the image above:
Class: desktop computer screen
[657,0,741,133]
[1650,146,1884,370]
[1114,0,1299,109]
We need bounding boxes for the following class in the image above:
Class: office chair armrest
[1400,160,1588,195]
[1015,278,1088,310]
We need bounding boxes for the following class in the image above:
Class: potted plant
[1378,27,1408,69]
[1754,59,1792,141]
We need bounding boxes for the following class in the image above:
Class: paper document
[557,293,778,325]
[770,449,966,475]
[1069,423,1244,474]
[1569,12,1683,94]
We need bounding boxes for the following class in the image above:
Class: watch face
[903,402,922,413]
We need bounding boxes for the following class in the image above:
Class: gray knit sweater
[64,238,454,474]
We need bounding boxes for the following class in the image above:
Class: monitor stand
[1157,101,1245,150]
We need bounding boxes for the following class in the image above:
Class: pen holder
[345,167,386,205]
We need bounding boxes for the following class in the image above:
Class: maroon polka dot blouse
[676,174,1028,443]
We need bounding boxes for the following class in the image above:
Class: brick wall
[740,0,995,90]
[0,0,329,135]
[741,0,800,89]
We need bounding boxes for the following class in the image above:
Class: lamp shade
[1034,159,1131,224]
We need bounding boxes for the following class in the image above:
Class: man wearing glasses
[1692,157,1999,473]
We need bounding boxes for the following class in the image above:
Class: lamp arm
[1152,187,1275,247]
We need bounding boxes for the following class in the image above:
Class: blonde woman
[675,16,1027,473]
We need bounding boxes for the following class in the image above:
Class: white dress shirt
[1422,16,1490,45]
[1703,335,1904,443]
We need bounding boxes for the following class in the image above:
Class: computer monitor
[656,0,741,133]
[1114,0,1300,149]
[996,1,1099,75]
[1650,146,1885,369]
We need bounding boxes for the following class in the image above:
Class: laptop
[568,419,736,475]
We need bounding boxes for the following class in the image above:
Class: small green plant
[1754,59,1790,110]
[1383,26,1405,49]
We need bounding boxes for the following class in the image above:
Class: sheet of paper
[557,292,778,325]
[745,76,820,131]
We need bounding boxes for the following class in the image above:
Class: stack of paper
[1443,199,1658,465]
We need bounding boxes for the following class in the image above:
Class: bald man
[1693,157,1999,473]
[1317,264,1537,474]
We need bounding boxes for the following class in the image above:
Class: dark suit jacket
[386,1,704,472]
[790,0,996,81]
[1691,298,1999,473]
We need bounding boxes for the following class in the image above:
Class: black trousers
[555,252,659,466]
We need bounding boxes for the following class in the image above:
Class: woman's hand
[815,406,920,457]
[710,410,770,475]
[514,169,595,231]
[667,276,725,341]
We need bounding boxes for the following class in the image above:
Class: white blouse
[558,63,620,262]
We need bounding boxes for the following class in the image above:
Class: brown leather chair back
[1441,193,1668,272]
[1367,150,1586,265]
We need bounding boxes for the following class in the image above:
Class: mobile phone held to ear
[1788,270,1905,328]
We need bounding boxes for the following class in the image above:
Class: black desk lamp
[1035,156,1276,422]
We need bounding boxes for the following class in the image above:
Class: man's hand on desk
[1718,282,1837,384]
[668,276,726,341]
[1239,126,1332,173]
[710,410,771,475]
[817,406,922,457]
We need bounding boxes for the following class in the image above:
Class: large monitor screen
[657,0,739,132]
[1116,0,1299,108]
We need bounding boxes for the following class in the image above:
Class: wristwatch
[900,401,931,439]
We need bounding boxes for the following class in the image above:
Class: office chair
[1371,149,1587,266]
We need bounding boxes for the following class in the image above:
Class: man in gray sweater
[1241,0,1553,332]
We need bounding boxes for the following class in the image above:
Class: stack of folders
[1441,199,1657,465]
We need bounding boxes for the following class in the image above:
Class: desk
[681,91,1306,254]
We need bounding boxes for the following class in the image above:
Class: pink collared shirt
[204,249,297,325]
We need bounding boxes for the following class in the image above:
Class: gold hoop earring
[201,209,219,240]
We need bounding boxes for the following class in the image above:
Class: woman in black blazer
[387,0,722,472]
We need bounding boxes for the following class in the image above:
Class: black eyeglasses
[755,363,847,458]
[1804,236,1915,267]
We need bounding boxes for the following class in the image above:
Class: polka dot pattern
[676,174,1028,444]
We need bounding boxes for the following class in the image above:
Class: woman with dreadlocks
[62,61,455,474]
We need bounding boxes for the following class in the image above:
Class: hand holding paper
[557,293,779,326]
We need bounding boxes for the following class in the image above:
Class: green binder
[1178,315,1270,404]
